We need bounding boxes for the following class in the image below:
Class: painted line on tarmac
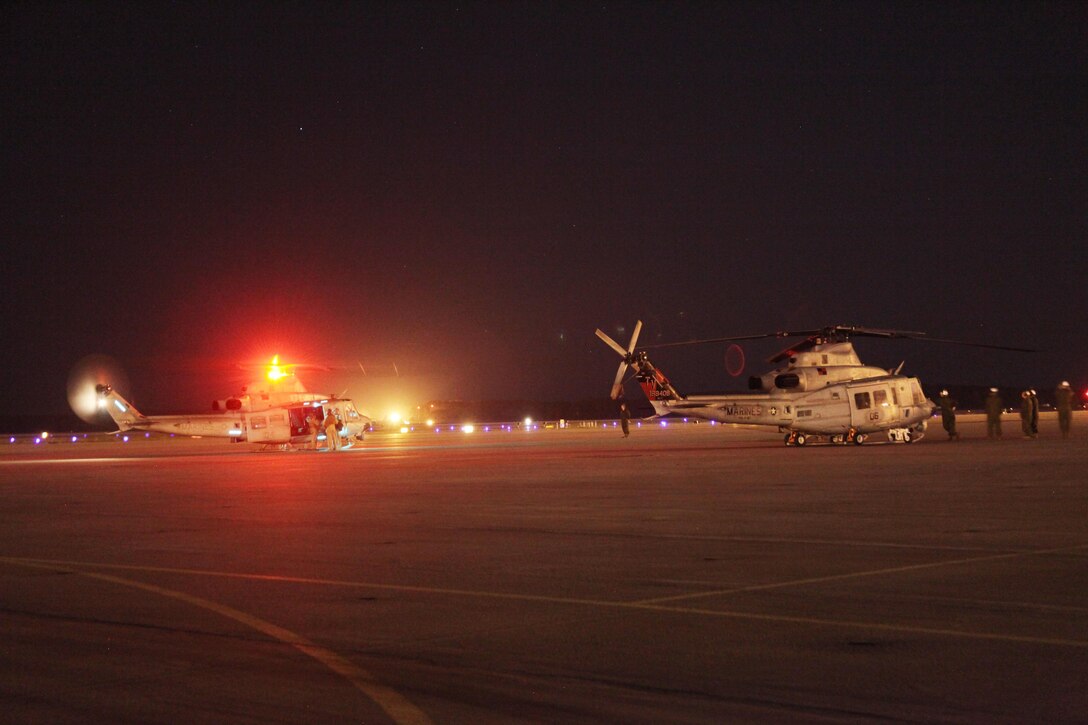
[0,457,139,465]
[634,543,1088,605]
[0,557,432,725]
[448,525,1020,554]
[3,554,1086,650]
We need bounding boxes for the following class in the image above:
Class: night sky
[2,2,1085,419]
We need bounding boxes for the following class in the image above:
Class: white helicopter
[91,356,372,448]
[596,322,1029,446]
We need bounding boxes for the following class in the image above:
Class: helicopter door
[849,384,897,430]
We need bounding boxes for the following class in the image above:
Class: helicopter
[596,322,1031,446]
[91,356,372,449]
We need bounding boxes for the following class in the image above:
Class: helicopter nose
[95,384,112,395]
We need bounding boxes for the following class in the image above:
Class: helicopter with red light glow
[596,322,1032,446]
[91,356,372,448]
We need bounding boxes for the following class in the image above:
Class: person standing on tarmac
[1020,391,1036,439]
[619,401,631,438]
[939,390,960,441]
[322,409,341,451]
[1030,389,1040,437]
[306,413,320,450]
[985,388,1003,439]
[1056,381,1074,439]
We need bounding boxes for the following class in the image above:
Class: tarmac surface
[2,413,1086,723]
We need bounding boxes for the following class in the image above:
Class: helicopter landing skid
[786,429,876,446]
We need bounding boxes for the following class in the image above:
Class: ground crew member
[619,401,631,438]
[306,413,320,450]
[322,409,341,451]
[1030,390,1040,437]
[939,390,959,441]
[985,388,1003,439]
[1020,391,1035,439]
[1055,381,1073,439]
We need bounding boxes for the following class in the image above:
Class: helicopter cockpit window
[873,390,888,407]
[853,392,872,410]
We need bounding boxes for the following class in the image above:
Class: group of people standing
[909,383,1077,442]
[978,382,1075,440]
[305,409,343,451]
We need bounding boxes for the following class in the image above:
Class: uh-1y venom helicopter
[596,322,1031,446]
[91,356,372,448]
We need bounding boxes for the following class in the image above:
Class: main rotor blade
[643,324,1035,353]
[641,332,787,350]
[914,336,1036,352]
[595,328,629,358]
[841,326,1035,351]
[824,326,927,339]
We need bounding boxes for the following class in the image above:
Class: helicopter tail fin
[95,384,145,431]
[635,359,683,415]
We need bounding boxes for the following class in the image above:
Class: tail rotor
[595,321,642,400]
